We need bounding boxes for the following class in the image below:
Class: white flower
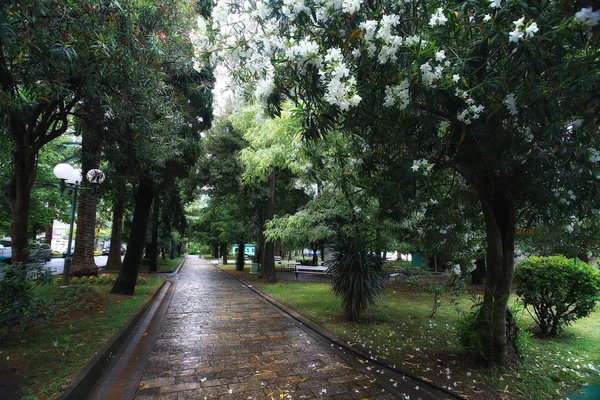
[483,14,492,22]
[525,22,539,37]
[435,50,446,61]
[384,80,410,109]
[359,20,379,42]
[503,93,518,116]
[342,0,364,14]
[509,28,523,43]
[513,17,525,28]
[574,7,600,27]
[254,72,275,105]
[452,74,460,83]
[429,8,448,27]
[489,0,502,8]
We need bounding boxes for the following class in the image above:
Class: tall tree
[216,1,600,364]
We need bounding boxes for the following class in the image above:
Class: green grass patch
[0,276,164,400]
[254,280,600,400]
[140,255,185,272]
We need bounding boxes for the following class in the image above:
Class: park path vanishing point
[87,257,452,400]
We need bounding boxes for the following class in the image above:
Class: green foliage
[395,265,431,286]
[0,263,52,330]
[457,297,529,365]
[326,233,387,321]
[514,255,600,337]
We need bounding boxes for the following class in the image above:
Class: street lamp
[53,164,105,285]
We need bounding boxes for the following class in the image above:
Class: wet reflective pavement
[89,257,449,399]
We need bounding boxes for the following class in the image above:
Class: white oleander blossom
[384,80,410,110]
[411,159,433,175]
[320,48,362,110]
[503,93,518,116]
[189,16,212,73]
[456,91,484,124]
[525,22,539,37]
[254,71,275,106]
[489,0,502,8]
[429,8,448,27]
[574,7,600,27]
[342,0,364,14]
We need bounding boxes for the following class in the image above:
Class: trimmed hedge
[514,255,600,337]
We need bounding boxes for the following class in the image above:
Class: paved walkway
[88,257,450,399]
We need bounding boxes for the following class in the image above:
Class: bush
[0,263,52,330]
[326,234,387,321]
[514,255,600,337]
[457,297,529,364]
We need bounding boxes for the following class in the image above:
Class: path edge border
[216,265,464,400]
[56,278,170,400]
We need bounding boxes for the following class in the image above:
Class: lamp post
[53,164,105,285]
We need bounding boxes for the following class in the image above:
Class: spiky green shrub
[326,234,387,321]
[514,255,600,337]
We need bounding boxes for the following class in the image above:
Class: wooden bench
[279,261,299,271]
[294,265,329,280]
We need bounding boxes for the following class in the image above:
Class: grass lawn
[0,275,164,400]
[251,277,600,400]
[139,255,185,273]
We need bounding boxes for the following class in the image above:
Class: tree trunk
[149,195,159,272]
[311,244,318,265]
[106,181,126,271]
[236,242,245,271]
[262,171,277,282]
[3,147,37,265]
[44,223,53,244]
[471,258,486,285]
[476,181,518,365]
[221,243,228,265]
[111,178,154,295]
[71,120,103,277]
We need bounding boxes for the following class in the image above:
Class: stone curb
[216,264,464,400]
[56,279,169,400]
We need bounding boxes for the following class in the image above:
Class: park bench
[279,261,299,271]
[294,265,329,280]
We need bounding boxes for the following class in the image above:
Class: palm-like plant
[326,234,387,321]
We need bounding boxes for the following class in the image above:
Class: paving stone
[130,258,433,399]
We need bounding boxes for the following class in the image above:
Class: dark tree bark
[111,178,154,295]
[2,146,36,265]
[71,114,103,277]
[221,243,228,265]
[149,195,159,272]
[311,244,318,265]
[236,242,245,271]
[475,180,519,365]
[44,223,53,244]
[106,181,126,271]
[471,258,486,285]
[262,171,277,282]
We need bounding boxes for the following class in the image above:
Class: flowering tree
[214,0,600,364]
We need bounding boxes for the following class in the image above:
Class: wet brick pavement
[133,257,403,400]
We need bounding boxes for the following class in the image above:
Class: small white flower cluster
[429,8,448,27]
[503,93,518,116]
[589,148,600,163]
[411,159,433,175]
[456,91,484,124]
[281,0,310,20]
[320,47,362,110]
[251,0,272,20]
[254,71,275,105]
[189,16,212,73]
[359,15,405,64]
[509,17,538,43]
[384,80,410,109]
[420,62,444,86]
[574,7,600,27]
[285,37,320,64]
